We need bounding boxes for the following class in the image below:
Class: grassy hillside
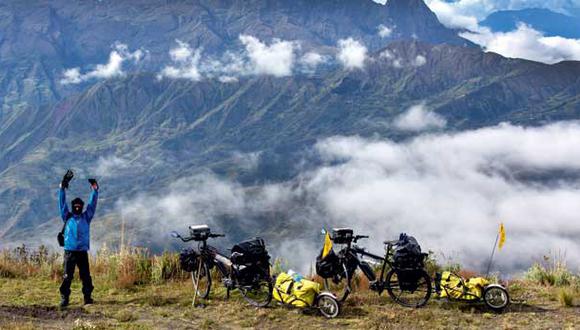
[1,246,578,329]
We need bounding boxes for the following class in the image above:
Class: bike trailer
[273,272,320,307]
[436,271,489,300]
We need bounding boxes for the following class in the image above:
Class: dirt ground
[0,278,578,329]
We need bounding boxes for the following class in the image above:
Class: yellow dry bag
[273,272,320,307]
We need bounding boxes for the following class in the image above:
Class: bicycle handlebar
[383,239,399,245]
[172,233,225,242]
[353,235,369,242]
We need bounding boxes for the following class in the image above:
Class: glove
[61,170,74,189]
[88,178,99,190]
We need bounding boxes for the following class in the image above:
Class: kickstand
[192,261,203,308]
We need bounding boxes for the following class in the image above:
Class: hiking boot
[60,296,69,308]
[84,296,94,305]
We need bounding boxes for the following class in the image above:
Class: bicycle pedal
[369,281,381,292]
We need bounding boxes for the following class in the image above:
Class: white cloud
[421,0,580,64]
[425,0,580,23]
[380,50,427,68]
[462,24,580,64]
[157,40,203,81]
[337,38,368,70]
[61,43,144,85]
[239,35,297,77]
[393,103,446,131]
[299,52,328,72]
[412,55,427,67]
[159,36,299,81]
[94,155,131,178]
[377,24,393,38]
[310,122,580,273]
[425,0,480,30]
[231,151,262,172]
[119,122,580,274]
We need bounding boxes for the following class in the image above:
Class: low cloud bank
[118,122,580,275]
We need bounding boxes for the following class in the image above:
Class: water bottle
[288,269,303,282]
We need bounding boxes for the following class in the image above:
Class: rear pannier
[231,238,271,282]
[393,233,425,270]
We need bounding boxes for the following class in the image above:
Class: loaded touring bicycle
[316,229,432,307]
[316,228,510,311]
[172,225,273,307]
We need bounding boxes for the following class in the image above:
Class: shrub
[525,252,577,287]
[557,288,575,307]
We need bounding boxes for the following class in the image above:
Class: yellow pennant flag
[322,232,333,258]
[498,223,506,250]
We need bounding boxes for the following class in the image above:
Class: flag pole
[485,231,499,277]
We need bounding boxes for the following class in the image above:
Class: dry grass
[525,251,578,287]
[2,246,579,329]
[0,245,187,289]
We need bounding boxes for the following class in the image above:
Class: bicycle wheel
[483,285,509,312]
[240,279,273,307]
[191,261,212,299]
[323,264,351,303]
[385,269,431,308]
[316,292,340,319]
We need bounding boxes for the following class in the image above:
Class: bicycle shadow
[434,299,548,314]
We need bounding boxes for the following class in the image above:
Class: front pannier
[315,249,341,279]
[179,248,199,272]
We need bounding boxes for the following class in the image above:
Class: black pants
[59,251,94,298]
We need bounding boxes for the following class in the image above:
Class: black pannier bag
[179,248,199,272]
[316,248,341,279]
[231,238,270,265]
[393,233,425,270]
[396,269,423,291]
[231,238,271,282]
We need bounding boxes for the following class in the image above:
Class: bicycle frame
[197,239,231,279]
[351,244,394,294]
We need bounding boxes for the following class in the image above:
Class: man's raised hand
[88,178,99,190]
[61,169,74,189]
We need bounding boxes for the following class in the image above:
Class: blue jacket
[58,187,98,251]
